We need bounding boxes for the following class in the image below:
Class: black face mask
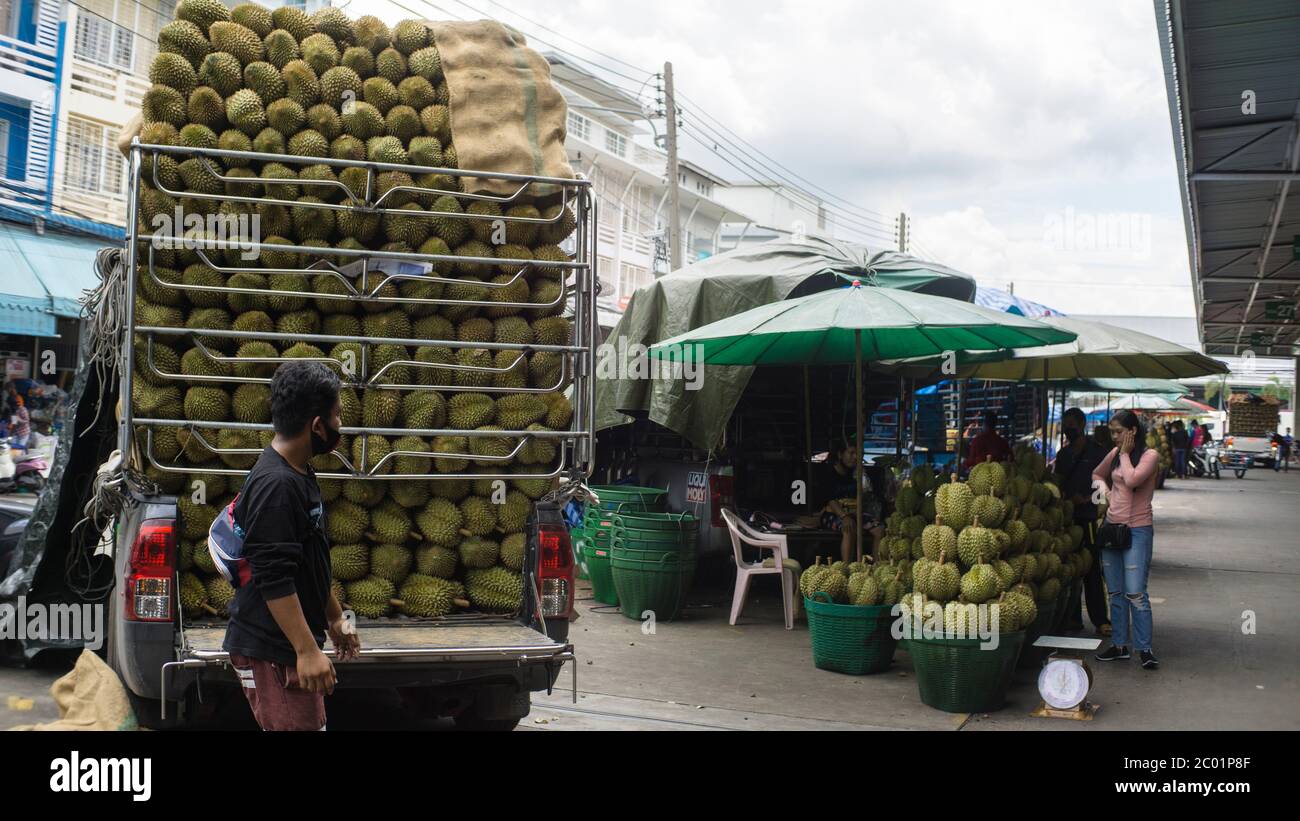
[310,418,341,456]
[1063,427,1081,443]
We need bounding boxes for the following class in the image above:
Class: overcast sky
[356,0,1192,317]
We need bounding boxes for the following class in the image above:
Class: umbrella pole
[955,379,967,475]
[896,376,905,459]
[804,366,813,501]
[1040,361,1049,455]
[909,377,918,466]
[855,330,864,563]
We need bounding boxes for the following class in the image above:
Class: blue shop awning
[0,220,112,336]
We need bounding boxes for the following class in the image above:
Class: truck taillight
[709,474,734,527]
[538,523,574,619]
[1225,436,1234,449]
[126,519,177,622]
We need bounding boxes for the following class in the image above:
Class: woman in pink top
[1091,410,1160,670]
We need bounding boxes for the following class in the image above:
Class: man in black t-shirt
[812,442,884,563]
[224,361,359,731]
[1055,407,1110,635]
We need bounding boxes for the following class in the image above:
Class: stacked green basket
[609,511,698,621]
[578,486,670,607]
[907,631,1027,713]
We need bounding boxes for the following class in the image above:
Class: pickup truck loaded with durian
[101,0,593,729]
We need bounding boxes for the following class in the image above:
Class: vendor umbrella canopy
[647,281,1076,558]
[883,316,1229,380]
[1086,394,1209,415]
[648,281,1077,366]
[1063,377,1191,395]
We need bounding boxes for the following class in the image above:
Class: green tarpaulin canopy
[594,238,979,450]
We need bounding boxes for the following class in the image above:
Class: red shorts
[229,653,327,731]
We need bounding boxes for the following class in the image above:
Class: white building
[52,1,332,227]
[545,54,753,314]
[716,180,836,249]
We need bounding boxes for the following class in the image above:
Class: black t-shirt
[812,460,858,507]
[1054,438,1107,523]
[222,446,331,666]
[1171,429,1190,449]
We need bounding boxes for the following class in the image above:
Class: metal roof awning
[0,220,108,336]
[1156,0,1300,358]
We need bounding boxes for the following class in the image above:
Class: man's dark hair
[270,361,341,436]
[983,410,998,428]
[1063,407,1086,427]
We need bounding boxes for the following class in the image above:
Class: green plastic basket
[611,529,696,550]
[570,527,589,581]
[610,552,694,621]
[611,544,694,563]
[588,485,670,512]
[907,630,1026,713]
[804,593,898,675]
[611,511,699,533]
[584,540,619,606]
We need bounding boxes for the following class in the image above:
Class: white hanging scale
[1031,636,1102,721]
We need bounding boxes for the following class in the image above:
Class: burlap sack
[10,649,138,731]
[429,20,574,198]
[118,20,574,199]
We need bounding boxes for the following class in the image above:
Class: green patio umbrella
[648,281,1077,555]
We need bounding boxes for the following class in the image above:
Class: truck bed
[181,618,569,664]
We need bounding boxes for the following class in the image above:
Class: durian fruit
[369,543,413,585]
[956,519,997,567]
[159,19,212,70]
[179,572,213,617]
[177,496,219,541]
[402,391,446,429]
[458,536,499,569]
[459,495,497,537]
[415,544,458,578]
[415,497,463,547]
[927,561,961,602]
[448,392,495,429]
[960,563,999,604]
[343,478,387,508]
[464,566,522,613]
[431,435,469,473]
[177,0,229,31]
[499,533,526,572]
[231,383,271,423]
[847,571,881,606]
[183,386,231,421]
[331,543,369,581]
[935,478,974,531]
[496,491,532,533]
[206,576,236,616]
[344,575,397,618]
[367,499,415,544]
[326,499,369,545]
[396,574,465,617]
[352,434,392,475]
[390,478,430,509]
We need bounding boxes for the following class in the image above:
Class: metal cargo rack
[120,141,598,487]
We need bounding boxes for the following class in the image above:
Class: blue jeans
[1173,449,1187,477]
[1100,525,1154,651]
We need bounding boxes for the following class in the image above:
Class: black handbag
[1097,520,1132,550]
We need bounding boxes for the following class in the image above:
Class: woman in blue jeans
[1091,410,1161,669]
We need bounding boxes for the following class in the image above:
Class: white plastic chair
[720,508,796,630]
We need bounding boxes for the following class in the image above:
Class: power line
[679,119,897,242]
[679,126,895,247]
[675,89,889,223]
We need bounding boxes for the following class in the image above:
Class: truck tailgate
[180,620,570,664]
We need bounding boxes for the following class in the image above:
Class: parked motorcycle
[1190,444,1220,479]
[0,437,50,494]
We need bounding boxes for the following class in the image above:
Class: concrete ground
[2,468,1296,731]
[529,466,1300,731]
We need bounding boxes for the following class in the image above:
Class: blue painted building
[0,1,117,384]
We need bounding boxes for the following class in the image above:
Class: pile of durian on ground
[798,445,1095,636]
[140,1,580,622]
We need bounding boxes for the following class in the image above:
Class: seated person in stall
[963,410,1012,471]
[813,440,885,564]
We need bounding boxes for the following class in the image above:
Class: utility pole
[897,211,908,253]
[664,61,683,271]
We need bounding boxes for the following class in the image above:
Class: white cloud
[356,0,1195,317]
